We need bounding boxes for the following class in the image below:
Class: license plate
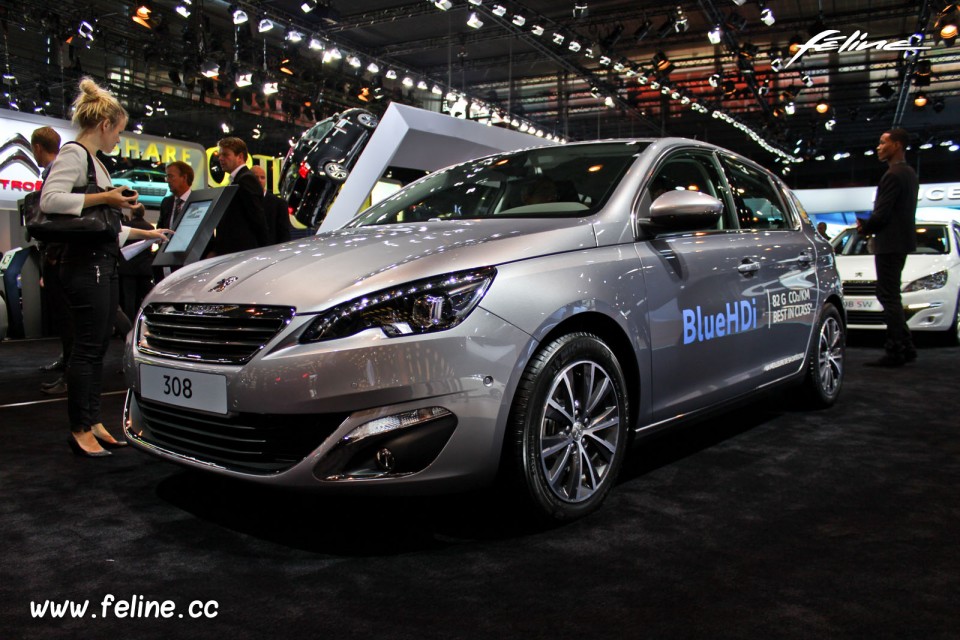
[844,298,880,311]
[140,364,228,414]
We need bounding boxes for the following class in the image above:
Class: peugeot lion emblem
[209,276,239,292]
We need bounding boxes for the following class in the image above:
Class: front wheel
[323,162,349,182]
[508,333,629,522]
[798,304,845,408]
[944,292,960,346]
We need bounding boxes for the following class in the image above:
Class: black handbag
[26,142,122,244]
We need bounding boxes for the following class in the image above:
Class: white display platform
[320,103,556,231]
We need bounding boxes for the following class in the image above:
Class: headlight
[902,270,947,292]
[300,267,496,342]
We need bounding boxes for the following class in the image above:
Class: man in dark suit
[857,128,919,367]
[204,137,269,258]
[159,161,194,230]
[252,165,292,245]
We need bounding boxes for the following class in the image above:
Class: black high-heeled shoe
[93,433,128,449]
[68,436,112,458]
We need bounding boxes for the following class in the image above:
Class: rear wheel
[508,333,629,522]
[798,304,845,408]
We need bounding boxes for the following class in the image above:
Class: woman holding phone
[40,77,172,457]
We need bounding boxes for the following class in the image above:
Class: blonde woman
[40,77,172,457]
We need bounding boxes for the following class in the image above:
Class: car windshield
[304,120,336,141]
[350,141,648,227]
[832,224,950,255]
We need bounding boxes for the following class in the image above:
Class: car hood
[835,254,955,284]
[148,218,597,313]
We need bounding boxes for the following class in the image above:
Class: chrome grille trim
[137,303,295,364]
[843,281,877,296]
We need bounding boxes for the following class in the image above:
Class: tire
[323,162,349,182]
[798,304,845,408]
[356,113,379,129]
[509,332,629,522]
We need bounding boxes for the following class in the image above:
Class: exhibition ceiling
[2,0,958,185]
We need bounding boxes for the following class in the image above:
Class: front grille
[845,310,885,325]
[135,396,348,474]
[843,281,877,296]
[139,187,168,196]
[138,303,295,364]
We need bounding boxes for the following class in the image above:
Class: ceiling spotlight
[417,79,428,90]
[467,12,483,28]
[77,20,97,41]
[652,50,673,75]
[433,0,453,10]
[788,34,803,55]
[235,70,253,87]
[816,100,829,114]
[708,26,722,44]
[675,7,688,33]
[468,0,482,4]
[512,15,526,27]
[301,0,317,13]
[824,118,836,131]
[132,1,153,29]
[175,3,191,18]
[385,69,398,80]
[634,19,652,43]
[552,33,565,45]
[784,101,796,115]
[367,62,380,74]
[760,7,775,26]
[402,76,414,87]
[286,29,304,43]
[604,95,615,108]
[200,60,220,78]
[708,73,721,88]
[308,35,324,50]
[913,92,928,108]
[221,122,232,134]
[573,3,588,19]
[770,56,783,72]
[568,40,581,52]
[801,73,814,88]
[531,25,545,37]
[258,18,274,32]
[347,55,362,68]
[251,124,263,139]
[431,85,443,95]
[731,0,747,5]
[231,6,248,25]
[491,4,507,17]
[936,4,959,45]
[263,81,279,95]
[589,86,602,99]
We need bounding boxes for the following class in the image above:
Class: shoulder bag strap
[61,141,99,190]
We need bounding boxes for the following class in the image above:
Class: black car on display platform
[279,108,379,228]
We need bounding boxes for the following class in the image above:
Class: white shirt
[39,143,132,245]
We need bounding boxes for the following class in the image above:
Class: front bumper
[123,309,533,493]
[843,291,956,332]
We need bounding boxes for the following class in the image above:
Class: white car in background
[832,216,960,344]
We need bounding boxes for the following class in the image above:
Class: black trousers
[41,254,74,364]
[874,252,914,355]
[60,249,118,433]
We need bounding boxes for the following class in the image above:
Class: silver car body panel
[124,138,843,493]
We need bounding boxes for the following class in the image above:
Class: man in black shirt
[857,128,918,367]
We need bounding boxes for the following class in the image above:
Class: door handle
[737,259,761,275]
[797,251,812,265]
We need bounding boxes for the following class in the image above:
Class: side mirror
[642,190,724,231]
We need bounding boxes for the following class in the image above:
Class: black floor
[1,335,959,640]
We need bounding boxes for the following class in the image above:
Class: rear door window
[718,155,794,230]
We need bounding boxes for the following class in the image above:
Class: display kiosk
[152,186,239,269]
